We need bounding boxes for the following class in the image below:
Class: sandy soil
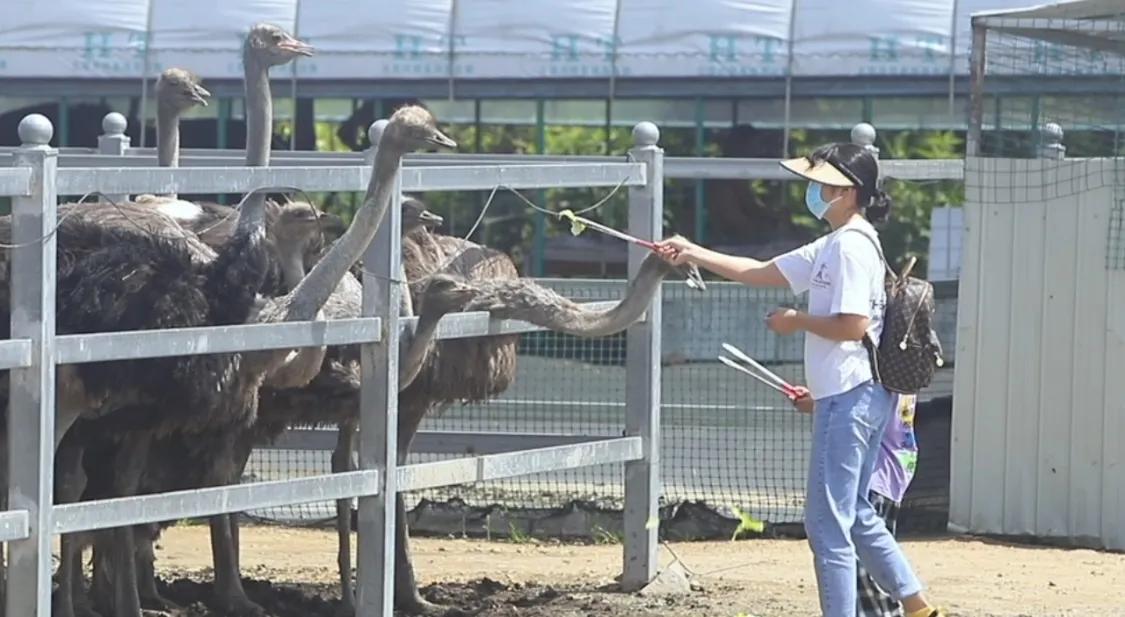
[151,524,1125,617]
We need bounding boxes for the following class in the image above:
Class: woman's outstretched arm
[655,235,789,288]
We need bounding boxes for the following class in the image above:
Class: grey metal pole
[966,19,987,158]
[6,114,58,617]
[355,119,401,617]
[98,112,131,201]
[621,121,663,591]
[1038,122,1065,160]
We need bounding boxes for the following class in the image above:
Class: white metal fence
[0,114,667,617]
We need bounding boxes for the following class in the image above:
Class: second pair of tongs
[718,342,802,400]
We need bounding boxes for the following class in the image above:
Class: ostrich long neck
[279,252,305,291]
[238,51,272,232]
[398,312,441,391]
[284,145,402,321]
[483,254,671,338]
[156,102,180,169]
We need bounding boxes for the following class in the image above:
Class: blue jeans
[804,381,923,616]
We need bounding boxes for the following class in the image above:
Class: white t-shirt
[773,219,886,400]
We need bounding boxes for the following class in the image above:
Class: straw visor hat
[779,153,863,188]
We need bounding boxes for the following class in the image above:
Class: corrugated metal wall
[951,158,1125,550]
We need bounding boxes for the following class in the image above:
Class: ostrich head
[315,197,437,246]
[155,68,210,111]
[244,23,313,67]
[402,196,443,236]
[273,201,329,252]
[416,273,478,317]
[380,106,457,152]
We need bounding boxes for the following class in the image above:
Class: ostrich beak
[192,85,211,106]
[279,38,315,57]
[682,263,707,292]
[426,129,457,149]
[419,210,443,228]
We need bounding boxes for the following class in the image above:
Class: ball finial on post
[632,122,660,147]
[1042,122,1064,144]
[1039,122,1065,160]
[18,114,54,146]
[102,112,127,137]
[368,120,389,148]
[851,122,877,148]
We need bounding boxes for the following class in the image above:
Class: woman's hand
[789,386,814,414]
[765,307,802,335]
[654,235,700,266]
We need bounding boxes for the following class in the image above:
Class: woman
[656,143,945,617]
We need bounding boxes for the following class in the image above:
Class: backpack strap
[839,227,889,383]
[840,227,895,281]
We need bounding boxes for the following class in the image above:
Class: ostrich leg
[135,525,184,614]
[209,435,267,617]
[110,434,150,617]
[54,444,100,617]
[90,534,114,615]
[392,402,450,615]
[209,513,265,616]
[333,421,359,617]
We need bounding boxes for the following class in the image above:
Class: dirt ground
[151,524,1125,617]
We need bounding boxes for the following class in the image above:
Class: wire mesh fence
[969,5,1124,269]
[244,279,958,531]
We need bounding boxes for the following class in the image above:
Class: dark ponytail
[866,188,893,224]
[807,142,892,224]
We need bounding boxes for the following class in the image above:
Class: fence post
[98,112,130,202]
[6,114,58,617]
[1038,122,1066,160]
[852,122,879,158]
[622,121,663,591]
[355,119,401,617]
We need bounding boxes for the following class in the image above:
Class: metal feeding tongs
[557,210,707,291]
[718,342,802,400]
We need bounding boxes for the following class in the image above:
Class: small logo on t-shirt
[812,264,831,288]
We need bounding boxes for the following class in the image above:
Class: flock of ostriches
[0,23,702,617]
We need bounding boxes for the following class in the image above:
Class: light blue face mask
[804,182,841,220]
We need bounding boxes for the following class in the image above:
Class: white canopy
[0,0,1087,80]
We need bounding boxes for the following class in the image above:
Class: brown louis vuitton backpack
[845,228,945,395]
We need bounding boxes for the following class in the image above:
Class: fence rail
[26,152,964,181]
[53,162,646,197]
[0,168,32,196]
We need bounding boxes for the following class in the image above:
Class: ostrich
[235,195,702,614]
[153,67,210,173]
[391,229,704,615]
